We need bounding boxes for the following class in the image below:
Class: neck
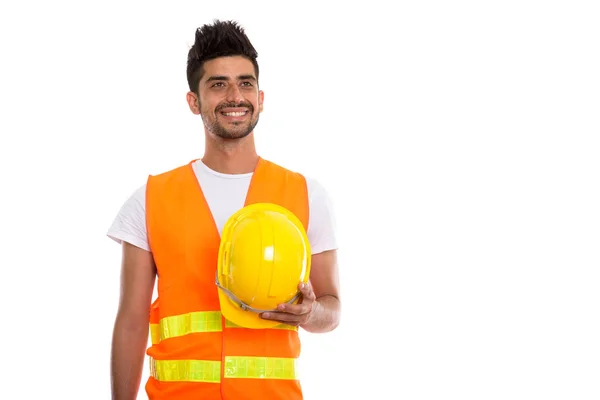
[202,132,259,174]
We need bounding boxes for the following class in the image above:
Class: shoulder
[106,183,149,251]
[304,176,336,224]
[259,157,335,209]
[261,159,314,181]
[148,162,192,183]
[146,161,198,197]
[304,176,328,201]
[260,158,306,178]
[131,183,147,202]
[117,183,147,218]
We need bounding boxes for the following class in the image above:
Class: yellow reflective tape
[225,319,298,331]
[156,311,223,342]
[225,356,298,380]
[151,358,221,383]
[149,311,297,345]
[150,324,160,345]
[149,356,298,382]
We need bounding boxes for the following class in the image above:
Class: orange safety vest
[144,157,310,400]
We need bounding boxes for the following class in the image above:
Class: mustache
[216,102,254,113]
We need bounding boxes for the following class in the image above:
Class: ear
[258,90,264,113]
[186,91,201,115]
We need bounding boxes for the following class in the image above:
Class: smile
[221,111,248,117]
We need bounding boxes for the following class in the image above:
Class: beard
[202,101,260,140]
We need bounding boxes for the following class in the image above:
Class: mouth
[221,110,249,117]
[218,106,252,120]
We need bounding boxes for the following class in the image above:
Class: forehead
[201,56,256,80]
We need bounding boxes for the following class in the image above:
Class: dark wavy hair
[187,20,259,94]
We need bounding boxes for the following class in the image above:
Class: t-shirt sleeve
[306,177,338,255]
[106,184,151,252]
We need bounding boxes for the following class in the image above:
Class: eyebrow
[206,74,257,83]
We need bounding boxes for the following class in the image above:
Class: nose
[226,84,245,104]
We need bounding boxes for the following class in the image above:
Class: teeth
[223,111,246,116]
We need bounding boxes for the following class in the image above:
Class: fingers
[298,282,316,302]
[279,282,314,312]
[260,311,303,325]
[276,302,312,315]
[260,282,314,324]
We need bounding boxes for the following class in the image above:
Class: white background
[1,1,599,399]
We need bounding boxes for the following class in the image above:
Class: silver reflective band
[215,271,302,314]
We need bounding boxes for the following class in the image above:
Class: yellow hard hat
[216,203,311,329]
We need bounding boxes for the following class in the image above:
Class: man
[107,20,341,400]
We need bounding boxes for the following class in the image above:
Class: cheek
[253,98,262,111]
[199,100,215,115]
[198,95,217,112]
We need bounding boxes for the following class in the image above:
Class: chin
[216,130,252,140]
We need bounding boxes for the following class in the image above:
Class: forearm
[111,319,149,400]
[301,295,341,333]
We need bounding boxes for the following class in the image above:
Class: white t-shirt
[107,160,338,255]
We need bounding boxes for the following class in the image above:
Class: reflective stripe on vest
[150,311,297,345]
[149,356,299,382]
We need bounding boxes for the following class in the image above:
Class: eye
[211,82,225,88]
[241,81,254,87]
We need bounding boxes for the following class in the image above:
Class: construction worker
[107,19,341,400]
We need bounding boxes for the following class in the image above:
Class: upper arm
[115,242,157,329]
[305,177,340,301]
[309,249,340,302]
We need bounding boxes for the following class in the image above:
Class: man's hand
[260,282,316,326]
